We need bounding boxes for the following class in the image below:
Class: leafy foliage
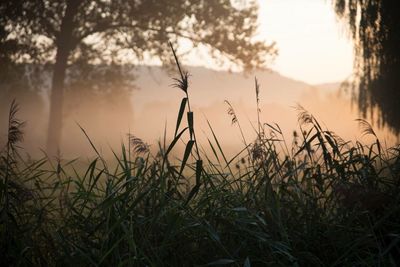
[333,0,400,133]
[1,0,275,72]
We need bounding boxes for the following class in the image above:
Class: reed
[1,47,400,266]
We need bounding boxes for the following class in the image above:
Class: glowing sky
[257,0,354,84]
[160,0,354,85]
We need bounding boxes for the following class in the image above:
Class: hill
[3,65,394,159]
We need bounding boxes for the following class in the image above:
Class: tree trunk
[46,0,79,156]
[46,46,69,156]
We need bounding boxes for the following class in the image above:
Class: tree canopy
[333,0,400,132]
[1,0,274,70]
[1,0,276,154]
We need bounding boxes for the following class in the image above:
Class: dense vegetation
[1,51,400,266]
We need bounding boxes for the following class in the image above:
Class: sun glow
[257,0,354,84]
[181,0,354,84]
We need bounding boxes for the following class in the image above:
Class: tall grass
[1,47,400,266]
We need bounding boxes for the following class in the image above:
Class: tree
[332,0,400,133]
[1,5,45,150]
[1,0,276,155]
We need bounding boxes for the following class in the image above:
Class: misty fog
[1,66,396,160]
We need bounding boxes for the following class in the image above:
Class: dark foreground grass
[1,48,400,266]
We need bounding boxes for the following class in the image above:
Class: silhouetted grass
[1,47,400,266]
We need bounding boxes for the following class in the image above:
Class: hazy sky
[258,0,354,84]
[183,0,354,85]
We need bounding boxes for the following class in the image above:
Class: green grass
[1,46,400,266]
